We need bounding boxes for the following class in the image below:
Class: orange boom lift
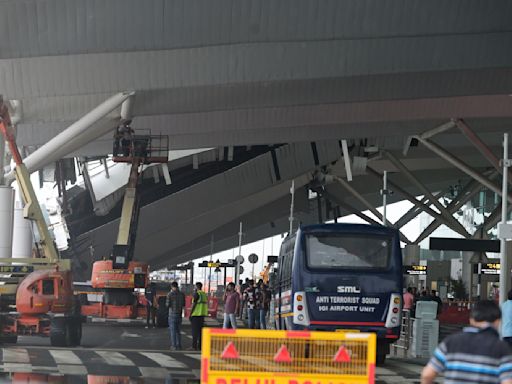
[87,128,168,318]
[0,96,82,346]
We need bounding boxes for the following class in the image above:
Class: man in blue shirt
[421,300,512,384]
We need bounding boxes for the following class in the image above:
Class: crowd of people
[149,280,512,383]
[224,278,271,330]
[403,287,443,317]
[144,278,271,352]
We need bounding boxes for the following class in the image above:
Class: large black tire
[376,342,389,365]
[376,351,386,365]
[156,308,168,327]
[0,334,18,344]
[69,319,82,346]
[50,317,71,347]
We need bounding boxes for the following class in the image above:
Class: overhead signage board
[473,263,500,275]
[403,265,427,275]
[198,261,235,268]
[430,237,500,252]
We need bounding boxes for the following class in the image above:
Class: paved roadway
[0,318,440,383]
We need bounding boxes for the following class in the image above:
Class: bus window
[306,234,390,269]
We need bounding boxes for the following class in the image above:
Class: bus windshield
[305,233,390,269]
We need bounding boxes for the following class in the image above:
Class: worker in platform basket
[118,121,134,157]
[421,300,512,384]
[189,282,208,351]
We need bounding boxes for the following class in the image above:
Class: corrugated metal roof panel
[2,31,512,99]
[1,0,512,59]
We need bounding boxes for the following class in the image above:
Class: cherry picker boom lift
[0,96,82,346]
[86,129,168,319]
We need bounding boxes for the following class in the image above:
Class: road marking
[2,348,30,363]
[121,331,141,338]
[185,353,201,360]
[2,363,32,372]
[49,350,82,365]
[95,351,135,366]
[57,364,88,375]
[140,352,186,368]
[138,367,170,378]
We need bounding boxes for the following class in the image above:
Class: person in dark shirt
[243,280,256,329]
[430,289,443,315]
[145,283,157,328]
[421,300,512,384]
[166,282,185,350]
[256,280,270,329]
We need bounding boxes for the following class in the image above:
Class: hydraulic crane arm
[0,97,59,263]
[116,159,141,247]
[111,158,143,269]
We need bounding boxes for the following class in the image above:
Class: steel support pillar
[383,151,470,237]
[367,167,466,236]
[415,137,512,205]
[323,192,381,226]
[331,175,411,244]
[414,177,484,245]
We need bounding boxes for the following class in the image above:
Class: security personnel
[189,282,208,350]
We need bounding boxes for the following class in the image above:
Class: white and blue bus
[273,223,403,364]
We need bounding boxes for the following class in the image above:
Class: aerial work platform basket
[113,132,169,164]
[201,328,376,384]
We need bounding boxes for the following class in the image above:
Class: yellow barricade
[201,328,376,384]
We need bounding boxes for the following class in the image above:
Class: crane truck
[83,128,168,319]
[0,96,82,346]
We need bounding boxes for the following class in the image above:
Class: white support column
[235,222,243,286]
[499,133,510,305]
[5,92,134,181]
[0,186,14,258]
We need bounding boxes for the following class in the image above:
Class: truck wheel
[376,343,389,365]
[50,318,70,347]
[0,335,18,344]
[69,320,82,346]
[156,310,168,327]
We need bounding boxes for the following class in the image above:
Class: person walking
[189,282,208,351]
[166,282,185,351]
[145,282,156,328]
[223,282,239,329]
[403,286,416,318]
[243,280,256,329]
[257,281,270,329]
[501,289,512,348]
[421,300,512,384]
[430,289,443,316]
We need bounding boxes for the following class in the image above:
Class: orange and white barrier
[201,328,377,384]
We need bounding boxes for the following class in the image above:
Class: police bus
[273,223,402,364]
